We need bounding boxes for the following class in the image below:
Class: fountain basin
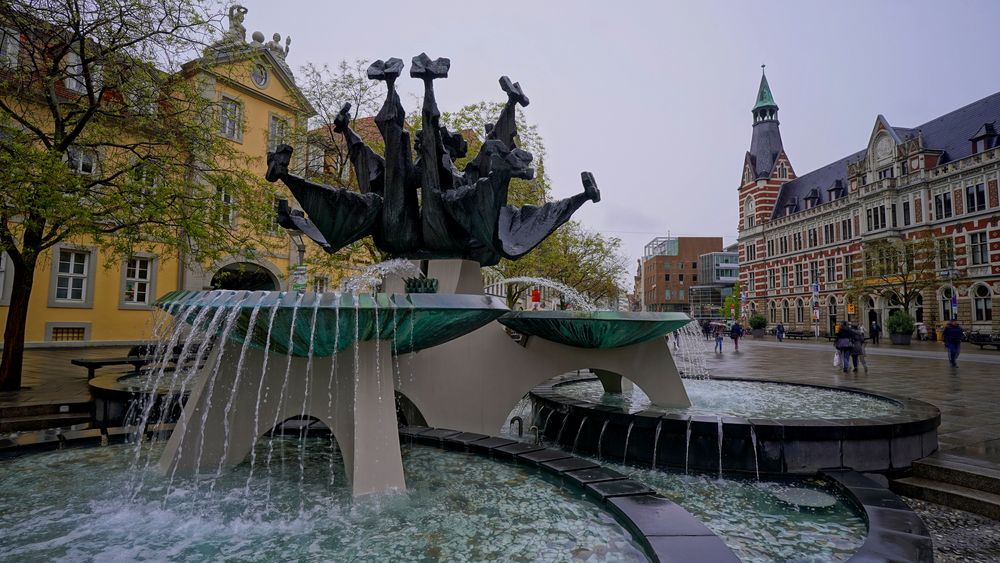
[530,375,940,475]
[157,290,509,357]
[497,311,690,349]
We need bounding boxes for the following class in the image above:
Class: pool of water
[594,459,866,563]
[0,439,645,562]
[555,378,902,418]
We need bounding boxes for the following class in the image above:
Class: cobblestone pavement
[904,497,1000,562]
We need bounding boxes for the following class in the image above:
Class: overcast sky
[235,0,1000,273]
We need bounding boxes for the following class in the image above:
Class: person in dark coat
[942,319,963,367]
[870,320,882,345]
[834,325,855,373]
[776,323,785,342]
[849,324,867,373]
[730,321,744,351]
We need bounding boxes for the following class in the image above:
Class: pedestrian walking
[870,320,882,345]
[849,324,867,373]
[776,323,785,342]
[942,319,963,367]
[730,321,744,351]
[834,324,855,373]
[713,324,724,353]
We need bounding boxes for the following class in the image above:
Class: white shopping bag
[833,352,841,367]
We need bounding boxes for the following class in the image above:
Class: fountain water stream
[495,277,595,311]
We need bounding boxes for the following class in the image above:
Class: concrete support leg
[158,340,404,498]
[593,369,633,394]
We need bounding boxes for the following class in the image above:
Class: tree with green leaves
[0,1,273,390]
[721,281,741,321]
[843,234,957,319]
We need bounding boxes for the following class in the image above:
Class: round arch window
[251,64,269,88]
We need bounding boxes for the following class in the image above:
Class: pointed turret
[746,65,784,180]
[752,67,779,124]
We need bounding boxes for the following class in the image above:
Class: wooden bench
[71,357,152,380]
[72,344,185,380]
[968,333,1000,351]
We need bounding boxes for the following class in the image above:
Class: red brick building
[737,71,1000,334]
[638,236,723,312]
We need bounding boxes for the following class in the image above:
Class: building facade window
[843,254,854,280]
[796,298,805,323]
[313,276,329,293]
[940,286,955,321]
[664,288,671,300]
[793,232,802,251]
[220,96,242,140]
[841,218,853,240]
[67,147,97,175]
[768,268,777,289]
[934,192,953,219]
[49,246,96,308]
[216,186,235,226]
[970,232,989,266]
[809,261,819,285]
[779,236,788,254]
[966,183,986,213]
[120,255,157,308]
[769,301,777,323]
[781,265,789,288]
[782,299,789,323]
[903,200,911,226]
[826,258,836,283]
[0,27,19,67]
[56,250,88,301]
[867,205,886,231]
[808,228,817,247]
[974,284,993,322]
[744,197,755,228]
[746,243,756,261]
[268,114,289,152]
[937,237,955,270]
[794,263,803,286]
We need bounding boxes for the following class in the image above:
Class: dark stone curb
[530,375,940,475]
[823,469,934,563]
[400,425,740,563]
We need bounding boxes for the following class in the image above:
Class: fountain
[155,54,694,498]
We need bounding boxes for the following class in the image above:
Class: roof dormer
[970,121,997,154]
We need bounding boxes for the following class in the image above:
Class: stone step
[0,402,91,419]
[0,412,92,433]
[913,454,1000,495]
[891,476,1000,520]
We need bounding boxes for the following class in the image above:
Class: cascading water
[338,258,422,294]
[675,321,711,380]
[684,417,692,475]
[571,417,587,453]
[597,419,609,459]
[622,421,634,464]
[555,412,570,443]
[495,277,595,311]
[749,424,760,481]
[717,416,724,479]
[247,296,283,495]
[651,419,663,470]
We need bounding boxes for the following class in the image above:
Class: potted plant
[748,313,767,338]
[886,311,915,345]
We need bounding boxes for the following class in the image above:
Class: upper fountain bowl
[156,290,509,357]
[497,310,691,349]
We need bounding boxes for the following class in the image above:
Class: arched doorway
[914,293,924,323]
[211,262,279,291]
[867,297,879,327]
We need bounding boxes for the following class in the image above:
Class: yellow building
[0,23,319,347]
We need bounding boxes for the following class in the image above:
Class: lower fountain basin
[0,438,646,561]
[497,311,691,349]
[156,290,509,357]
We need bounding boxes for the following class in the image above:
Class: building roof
[752,71,777,112]
[771,90,1000,219]
[747,121,783,179]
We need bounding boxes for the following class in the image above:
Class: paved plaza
[704,336,1000,458]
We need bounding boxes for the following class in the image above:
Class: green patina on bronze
[156,290,509,357]
[497,310,691,349]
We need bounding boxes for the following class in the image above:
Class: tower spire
[752,65,778,124]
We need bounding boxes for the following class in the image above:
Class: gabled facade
[737,73,1000,335]
[0,13,322,347]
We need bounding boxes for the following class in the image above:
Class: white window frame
[64,51,101,94]
[0,252,13,306]
[970,232,989,266]
[268,113,289,152]
[119,254,157,309]
[973,284,993,322]
[0,26,19,67]
[67,146,98,175]
[219,96,243,140]
[217,186,235,226]
[49,245,96,308]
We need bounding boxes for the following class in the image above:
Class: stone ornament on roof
[224,5,247,43]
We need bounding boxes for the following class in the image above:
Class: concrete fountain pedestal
[158,261,692,498]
